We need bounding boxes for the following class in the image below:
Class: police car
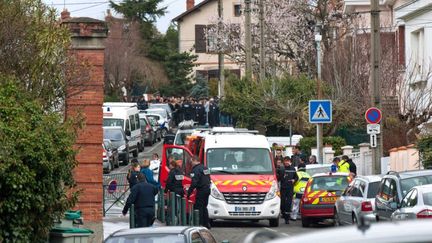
[300,172,351,227]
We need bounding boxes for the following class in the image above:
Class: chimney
[60,9,70,21]
[187,0,195,11]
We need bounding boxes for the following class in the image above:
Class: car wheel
[334,209,341,226]
[108,161,112,173]
[301,217,310,228]
[138,142,144,152]
[269,218,279,227]
[158,132,162,141]
[123,151,130,165]
[148,136,153,146]
[115,156,120,168]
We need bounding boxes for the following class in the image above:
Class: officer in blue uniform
[187,156,211,228]
[123,173,158,227]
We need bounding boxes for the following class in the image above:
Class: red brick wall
[67,49,104,221]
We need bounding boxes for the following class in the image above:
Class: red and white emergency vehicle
[160,127,281,227]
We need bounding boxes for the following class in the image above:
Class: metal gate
[103,172,130,216]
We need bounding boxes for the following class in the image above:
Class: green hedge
[0,79,79,242]
[417,136,432,169]
[299,136,347,156]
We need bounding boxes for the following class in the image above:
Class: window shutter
[195,25,206,53]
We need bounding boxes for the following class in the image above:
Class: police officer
[291,163,310,220]
[337,156,350,173]
[165,159,184,197]
[122,173,158,227]
[182,98,194,121]
[278,156,298,224]
[187,156,211,228]
[195,99,205,125]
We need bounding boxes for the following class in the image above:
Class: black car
[105,226,219,243]
[103,126,130,165]
[103,139,119,173]
[375,170,432,221]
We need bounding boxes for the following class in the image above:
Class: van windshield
[207,148,273,174]
[103,118,124,129]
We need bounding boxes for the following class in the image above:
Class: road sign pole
[317,125,323,164]
[365,107,382,174]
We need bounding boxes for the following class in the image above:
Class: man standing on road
[291,145,306,167]
[187,156,211,228]
[278,156,298,224]
[123,173,158,227]
[291,163,310,220]
[341,155,357,178]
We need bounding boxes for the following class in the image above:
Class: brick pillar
[62,13,108,242]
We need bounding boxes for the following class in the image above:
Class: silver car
[391,184,432,220]
[335,175,382,225]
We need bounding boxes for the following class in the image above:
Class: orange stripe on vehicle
[214,181,222,185]
[319,191,328,197]
[255,180,266,185]
[246,180,257,186]
[232,180,243,186]
[222,180,233,186]
[311,198,320,204]
[309,191,319,197]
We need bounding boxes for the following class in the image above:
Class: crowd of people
[133,95,235,128]
[273,145,357,224]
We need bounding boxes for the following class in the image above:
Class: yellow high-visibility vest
[338,160,350,173]
[294,171,311,196]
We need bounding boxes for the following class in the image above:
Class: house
[173,0,243,82]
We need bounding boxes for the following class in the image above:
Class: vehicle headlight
[210,182,225,201]
[118,145,126,151]
[265,181,278,201]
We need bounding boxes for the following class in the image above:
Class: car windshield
[104,129,124,141]
[424,192,432,206]
[207,148,273,174]
[105,234,185,243]
[146,110,166,118]
[310,176,350,191]
[367,181,381,198]
[401,175,432,196]
[147,115,160,121]
[103,118,124,129]
[175,132,192,145]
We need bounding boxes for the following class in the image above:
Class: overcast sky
[43,0,204,33]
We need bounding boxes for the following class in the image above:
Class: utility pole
[370,0,382,174]
[258,0,265,81]
[315,28,323,164]
[218,0,225,97]
[244,0,252,80]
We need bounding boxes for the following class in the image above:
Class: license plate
[235,206,255,212]
[320,197,337,202]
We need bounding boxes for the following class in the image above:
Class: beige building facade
[173,0,243,82]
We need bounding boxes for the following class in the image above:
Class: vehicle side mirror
[125,130,131,136]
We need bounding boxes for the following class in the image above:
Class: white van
[103,102,143,158]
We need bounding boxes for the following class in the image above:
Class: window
[401,189,413,208]
[367,182,380,198]
[351,181,363,197]
[103,118,124,129]
[310,176,350,192]
[423,192,432,206]
[166,148,193,176]
[129,115,136,131]
[206,148,273,174]
[411,28,424,74]
[389,179,398,202]
[408,189,418,207]
[125,119,130,132]
[234,4,241,17]
[401,176,432,196]
[195,25,207,53]
[135,114,140,129]
[191,232,204,243]
[199,230,216,243]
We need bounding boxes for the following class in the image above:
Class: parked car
[103,126,130,165]
[174,128,195,145]
[147,116,162,142]
[263,219,432,243]
[145,111,170,137]
[103,139,119,173]
[391,184,432,220]
[105,226,220,243]
[335,175,382,225]
[375,170,432,221]
[300,172,351,227]
[139,113,155,146]
[148,103,173,120]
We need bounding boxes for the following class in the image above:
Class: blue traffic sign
[365,107,382,124]
[309,100,332,123]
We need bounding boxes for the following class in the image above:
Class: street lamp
[315,32,323,164]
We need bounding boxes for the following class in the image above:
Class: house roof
[172,0,214,22]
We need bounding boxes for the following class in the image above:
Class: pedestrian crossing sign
[309,100,332,123]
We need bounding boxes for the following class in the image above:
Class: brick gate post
[61,9,108,242]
